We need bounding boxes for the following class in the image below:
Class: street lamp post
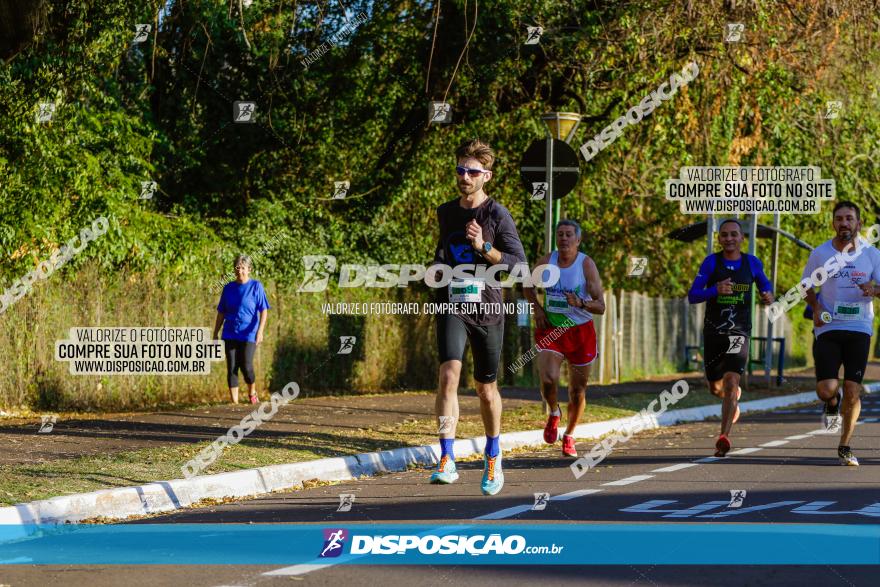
[540,112,581,252]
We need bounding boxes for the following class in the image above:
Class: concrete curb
[1,384,874,526]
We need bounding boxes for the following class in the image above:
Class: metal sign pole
[706,214,715,256]
[544,137,554,254]
[766,213,780,386]
[746,214,759,390]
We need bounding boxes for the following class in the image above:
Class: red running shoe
[562,434,577,457]
[715,434,731,457]
[544,413,560,444]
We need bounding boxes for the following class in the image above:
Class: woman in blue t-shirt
[212,254,271,404]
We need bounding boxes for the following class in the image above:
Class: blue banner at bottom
[0,524,878,565]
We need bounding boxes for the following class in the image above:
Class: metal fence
[585,290,795,384]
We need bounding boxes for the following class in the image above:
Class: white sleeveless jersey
[542,251,593,327]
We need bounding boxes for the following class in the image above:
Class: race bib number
[833,302,865,321]
[545,292,570,313]
[449,278,484,303]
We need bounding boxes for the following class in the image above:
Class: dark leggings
[224,340,256,388]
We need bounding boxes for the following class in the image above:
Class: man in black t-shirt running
[427,139,526,496]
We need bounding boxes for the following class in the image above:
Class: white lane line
[651,462,700,473]
[474,504,533,520]
[253,412,880,582]
[806,429,828,435]
[602,474,654,486]
[551,489,603,501]
[476,489,605,520]
[727,447,763,456]
[264,564,332,577]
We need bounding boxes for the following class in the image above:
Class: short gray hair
[556,219,582,239]
[234,254,253,270]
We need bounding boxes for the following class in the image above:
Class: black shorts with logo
[813,329,871,383]
[703,331,749,382]
[436,312,504,383]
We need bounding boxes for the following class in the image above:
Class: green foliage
[2,1,880,291]
[1,0,880,336]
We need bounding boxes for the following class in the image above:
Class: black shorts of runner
[703,332,749,383]
[436,313,503,383]
[813,330,871,383]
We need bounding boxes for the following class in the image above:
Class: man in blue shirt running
[688,219,774,456]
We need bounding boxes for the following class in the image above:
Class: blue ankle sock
[485,435,500,458]
[440,438,455,460]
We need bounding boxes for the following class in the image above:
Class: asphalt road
[2,397,879,586]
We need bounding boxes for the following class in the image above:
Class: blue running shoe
[480,452,504,495]
[429,455,459,484]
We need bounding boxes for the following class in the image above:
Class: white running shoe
[838,446,859,466]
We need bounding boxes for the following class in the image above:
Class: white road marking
[551,489,603,501]
[476,489,605,520]
[651,462,700,473]
[759,440,789,447]
[727,447,763,456]
[248,411,880,582]
[602,474,654,486]
[474,504,533,520]
[264,564,332,576]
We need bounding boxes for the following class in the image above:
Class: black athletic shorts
[436,313,503,383]
[703,332,749,382]
[813,330,871,383]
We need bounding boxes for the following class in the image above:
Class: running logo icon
[319,529,348,558]
[233,101,256,123]
[438,416,456,434]
[724,23,744,42]
[628,257,648,276]
[298,255,337,292]
[140,181,157,200]
[337,494,355,512]
[532,492,550,511]
[524,26,543,45]
[429,101,452,124]
[333,181,350,199]
[36,102,55,123]
[824,101,842,120]
[530,182,547,201]
[726,335,745,354]
[720,308,737,332]
[38,415,57,434]
[132,24,151,43]
[337,336,356,355]
[728,490,746,508]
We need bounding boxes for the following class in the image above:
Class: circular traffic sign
[519,139,580,200]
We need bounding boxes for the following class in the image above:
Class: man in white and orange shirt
[524,219,606,458]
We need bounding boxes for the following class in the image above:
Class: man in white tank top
[523,219,606,457]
